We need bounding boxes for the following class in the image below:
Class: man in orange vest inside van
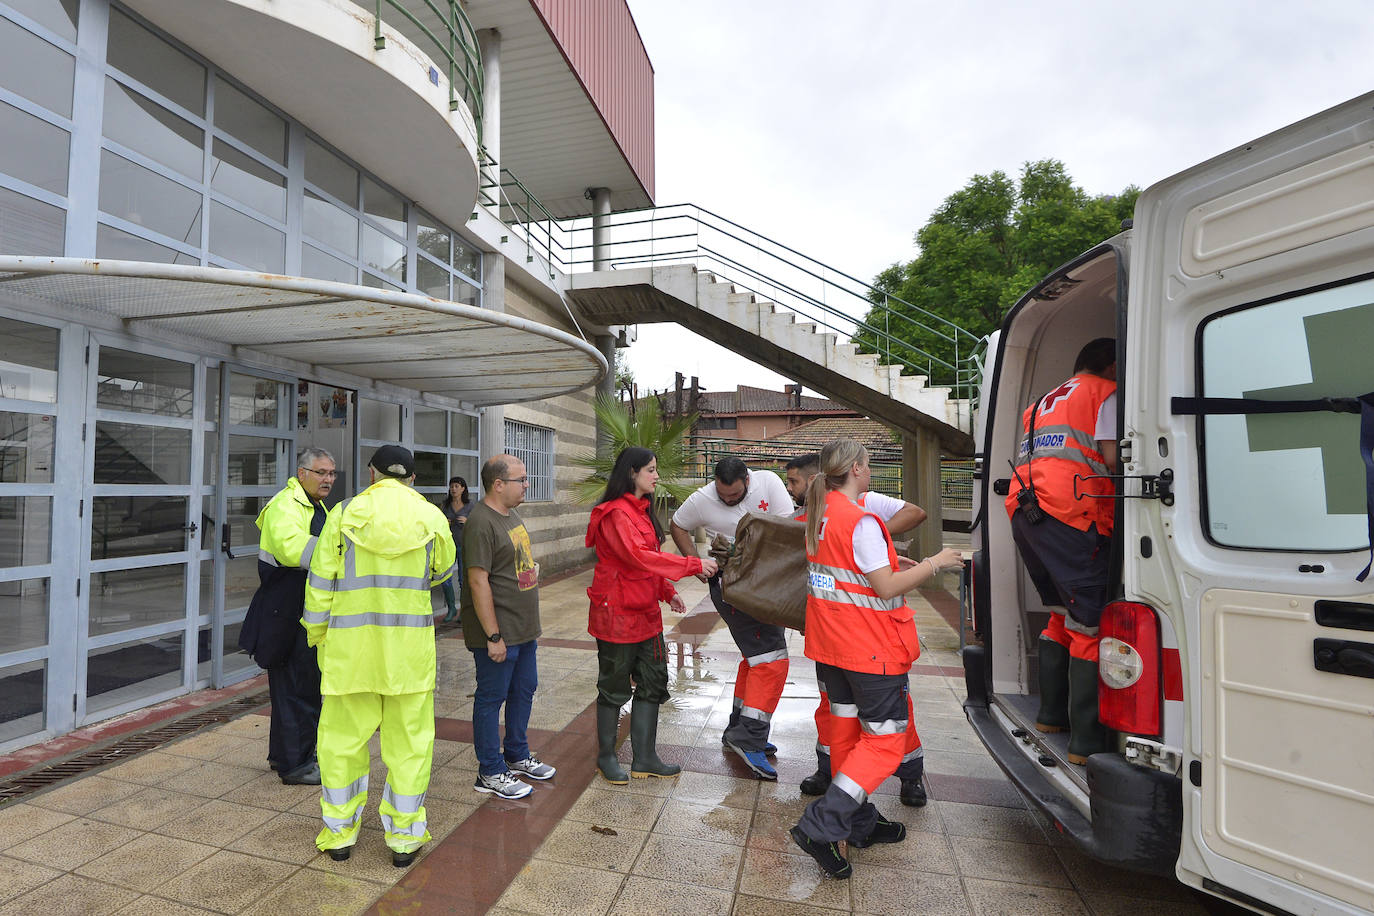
[1005,337,1117,764]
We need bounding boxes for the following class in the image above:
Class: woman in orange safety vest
[788,438,963,879]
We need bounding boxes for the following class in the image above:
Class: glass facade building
[0,0,489,750]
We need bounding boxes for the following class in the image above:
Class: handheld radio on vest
[1011,396,1047,524]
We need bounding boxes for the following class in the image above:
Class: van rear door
[1126,93,1374,915]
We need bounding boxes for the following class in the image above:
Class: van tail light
[1097,601,1161,736]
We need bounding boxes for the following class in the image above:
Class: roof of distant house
[696,385,854,415]
[766,417,900,455]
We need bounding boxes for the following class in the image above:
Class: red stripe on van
[1162,648,1184,701]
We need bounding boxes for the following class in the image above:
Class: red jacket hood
[585,493,652,547]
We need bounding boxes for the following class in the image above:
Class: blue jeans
[470,640,538,776]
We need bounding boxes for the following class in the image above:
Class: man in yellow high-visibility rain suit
[304,444,456,868]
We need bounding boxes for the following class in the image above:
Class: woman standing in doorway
[438,476,472,623]
[788,438,963,879]
[585,447,717,784]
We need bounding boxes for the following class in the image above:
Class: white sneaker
[506,754,556,780]
[474,771,532,799]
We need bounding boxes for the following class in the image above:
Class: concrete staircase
[567,264,974,456]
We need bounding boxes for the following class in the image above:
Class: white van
[963,92,1374,916]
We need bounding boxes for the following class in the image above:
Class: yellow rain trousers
[315,691,434,854]
[306,477,456,855]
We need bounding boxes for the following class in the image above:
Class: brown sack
[720,512,807,631]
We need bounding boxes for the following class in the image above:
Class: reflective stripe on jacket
[803,490,920,675]
[304,477,457,695]
[258,476,324,572]
[585,494,702,643]
[1004,373,1117,535]
[239,477,326,667]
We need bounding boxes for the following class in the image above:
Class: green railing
[476,191,988,421]
[478,153,560,279]
[373,0,483,139]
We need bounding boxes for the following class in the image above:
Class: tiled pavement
[0,564,1210,915]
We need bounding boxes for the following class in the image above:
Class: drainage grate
[0,690,271,804]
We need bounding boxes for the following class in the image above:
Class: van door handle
[1313,638,1374,679]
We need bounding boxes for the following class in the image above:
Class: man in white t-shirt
[784,452,933,806]
[670,457,793,779]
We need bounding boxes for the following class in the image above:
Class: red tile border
[370,704,604,915]
[537,637,598,651]
[912,664,967,678]
[922,583,965,633]
[0,674,269,778]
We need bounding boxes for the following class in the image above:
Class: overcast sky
[618,0,1373,396]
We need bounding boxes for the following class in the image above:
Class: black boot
[596,703,628,785]
[1067,655,1110,764]
[629,698,680,778]
[1035,637,1071,733]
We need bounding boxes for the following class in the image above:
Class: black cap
[369,445,415,479]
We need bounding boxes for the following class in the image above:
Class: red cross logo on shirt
[1038,380,1079,417]
[758,499,769,511]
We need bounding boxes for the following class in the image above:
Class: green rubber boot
[629,698,680,779]
[1035,636,1070,733]
[1067,655,1111,764]
[596,703,628,785]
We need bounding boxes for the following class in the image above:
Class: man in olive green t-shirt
[461,454,554,799]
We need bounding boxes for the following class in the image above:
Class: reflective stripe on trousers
[315,691,434,854]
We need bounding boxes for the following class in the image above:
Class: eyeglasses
[301,467,338,479]
[500,476,529,485]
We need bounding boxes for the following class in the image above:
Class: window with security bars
[503,420,554,502]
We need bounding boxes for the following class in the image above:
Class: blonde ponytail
[804,438,869,554]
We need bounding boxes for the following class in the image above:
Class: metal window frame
[502,418,555,502]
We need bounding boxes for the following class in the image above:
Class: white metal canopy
[0,257,606,405]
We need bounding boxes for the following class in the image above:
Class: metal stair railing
[471,156,988,427]
[568,205,985,405]
[481,198,986,423]
[373,0,483,138]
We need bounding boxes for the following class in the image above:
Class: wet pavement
[0,564,1212,915]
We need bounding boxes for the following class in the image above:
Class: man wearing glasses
[461,454,556,799]
[239,447,335,785]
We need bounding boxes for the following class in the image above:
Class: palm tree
[573,394,697,518]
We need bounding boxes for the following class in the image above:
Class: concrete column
[477,238,506,478]
[589,187,611,270]
[903,429,944,563]
[477,29,500,165]
[589,186,615,456]
[594,334,616,458]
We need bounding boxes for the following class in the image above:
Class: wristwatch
[486,631,502,643]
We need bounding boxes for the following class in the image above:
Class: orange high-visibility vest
[1004,373,1117,535]
[804,491,920,675]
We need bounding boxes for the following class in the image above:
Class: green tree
[857,160,1138,380]
[573,394,697,517]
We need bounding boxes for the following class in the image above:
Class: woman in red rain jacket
[585,447,718,784]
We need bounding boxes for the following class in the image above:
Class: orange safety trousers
[734,657,789,718]
[814,687,922,775]
[1042,611,1100,663]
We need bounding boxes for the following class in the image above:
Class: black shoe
[900,776,927,807]
[788,825,852,879]
[327,847,351,862]
[850,816,906,848]
[281,761,322,785]
[392,849,418,868]
[799,769,831,797]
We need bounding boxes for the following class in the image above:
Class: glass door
[79,340,206,724]
[0,316,62,748]
[207,367,295,687]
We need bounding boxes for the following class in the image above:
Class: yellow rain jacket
[303,477,456,696]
